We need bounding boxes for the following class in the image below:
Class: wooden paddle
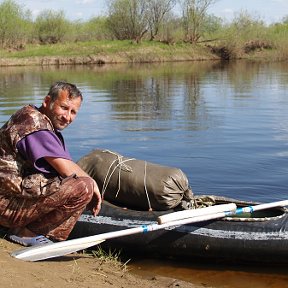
[11,199,288,262]
[11,203,236,262]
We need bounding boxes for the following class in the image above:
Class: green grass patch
[89,246,130,274]
[0,40,208,59]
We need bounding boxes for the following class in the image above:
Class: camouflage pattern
[0,105,94,240]
[0,174,94,241]
[0,105,57,198]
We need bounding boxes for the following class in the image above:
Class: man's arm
[45,157,102,216]
[44,156,91,178]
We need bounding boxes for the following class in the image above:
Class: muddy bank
[0,51,220,67]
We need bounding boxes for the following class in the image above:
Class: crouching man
[0,81,101,246]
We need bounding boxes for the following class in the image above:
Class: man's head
[40,81,83,130]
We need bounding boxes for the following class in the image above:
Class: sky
[7,0,288,24]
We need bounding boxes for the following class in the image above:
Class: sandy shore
[0,237,204,288]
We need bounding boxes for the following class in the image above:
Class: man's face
[43,89,82,130]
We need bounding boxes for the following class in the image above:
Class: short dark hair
[48,81,83,102]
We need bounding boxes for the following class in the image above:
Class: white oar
[157,203,238,224]
[11,203,237,262]
[158,199,288,224]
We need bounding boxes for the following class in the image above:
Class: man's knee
[61,176,95,205]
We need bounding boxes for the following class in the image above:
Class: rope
[101,156,135,199]
[143,161,152,211]
[101,150,153,210]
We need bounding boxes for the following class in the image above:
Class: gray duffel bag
[77,149,193,211]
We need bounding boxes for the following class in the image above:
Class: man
[0,81,101,246]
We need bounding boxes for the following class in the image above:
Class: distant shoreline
[0,41,281,67]
[0,53,220,67]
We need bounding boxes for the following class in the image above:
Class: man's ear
[42,95,51,108]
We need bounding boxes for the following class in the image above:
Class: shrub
[35,10,70,44]
[0,0,32,49]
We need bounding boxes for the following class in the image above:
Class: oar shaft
[157,203,236,224]
[104,210,235,240]
[61,209,236,244]
[228,199,288,215]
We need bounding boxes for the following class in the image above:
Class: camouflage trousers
[0,175,94,241]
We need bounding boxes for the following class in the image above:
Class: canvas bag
[77,149,193,211]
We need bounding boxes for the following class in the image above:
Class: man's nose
[63,110,72,122]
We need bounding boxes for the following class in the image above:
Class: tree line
[0,0,288,52]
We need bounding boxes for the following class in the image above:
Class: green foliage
[0,0,32,48]
[206,10,273,59]
[179,0,218,43]
[158,16,183,43]
[73,17,112,42]
[266,22,288,60]
[202,14,223,37]
[231,10,266,39]
[35,10,70,44]
[0,0,288,60]
[107,0,149,41]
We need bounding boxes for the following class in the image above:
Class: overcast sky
[8,0,288,24]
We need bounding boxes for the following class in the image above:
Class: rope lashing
[101,150,152,210]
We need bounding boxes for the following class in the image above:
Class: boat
[70,149,288,264]
[70,195,288,264]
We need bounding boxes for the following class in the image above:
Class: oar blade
[11,239,105,262]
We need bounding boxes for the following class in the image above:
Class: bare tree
[107,0,149,42]
[179,0,217,43]
[146,0,177,41]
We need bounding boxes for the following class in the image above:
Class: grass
[0,38,287,63]
[0,40,214,60]
[89,246,130,274]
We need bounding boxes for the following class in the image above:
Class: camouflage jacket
[0,105,60,198]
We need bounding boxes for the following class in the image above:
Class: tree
[179,0,217,43]
[146,0,177,40]
[35,10,70,44]
[282,15,288,24]
[107,0,149,42]
[73,17,111,42]
[0,0,32,48]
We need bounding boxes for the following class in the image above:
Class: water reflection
[0,61,288,203]
[131,258,288,288]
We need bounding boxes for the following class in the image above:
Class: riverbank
[0,40,280,67]
[0,237,204,288]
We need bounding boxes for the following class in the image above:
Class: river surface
[0,61,287,287]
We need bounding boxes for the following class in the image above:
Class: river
[0,61,287,287]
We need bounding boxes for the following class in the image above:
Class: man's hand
[44,157,102,216]
[87,180,102,216]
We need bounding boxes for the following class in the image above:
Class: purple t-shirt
[16,130,72,174]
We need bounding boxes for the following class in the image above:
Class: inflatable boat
[70,195,288,264]
[8,149,288,263]
[69,150,288,264]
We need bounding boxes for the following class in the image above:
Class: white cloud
[75,0,95,4]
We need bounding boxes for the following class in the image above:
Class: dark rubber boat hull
[70,196,288,264]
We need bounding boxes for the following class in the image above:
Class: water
[0,61,287,286]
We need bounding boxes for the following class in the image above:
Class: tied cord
[101,150,153,211]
